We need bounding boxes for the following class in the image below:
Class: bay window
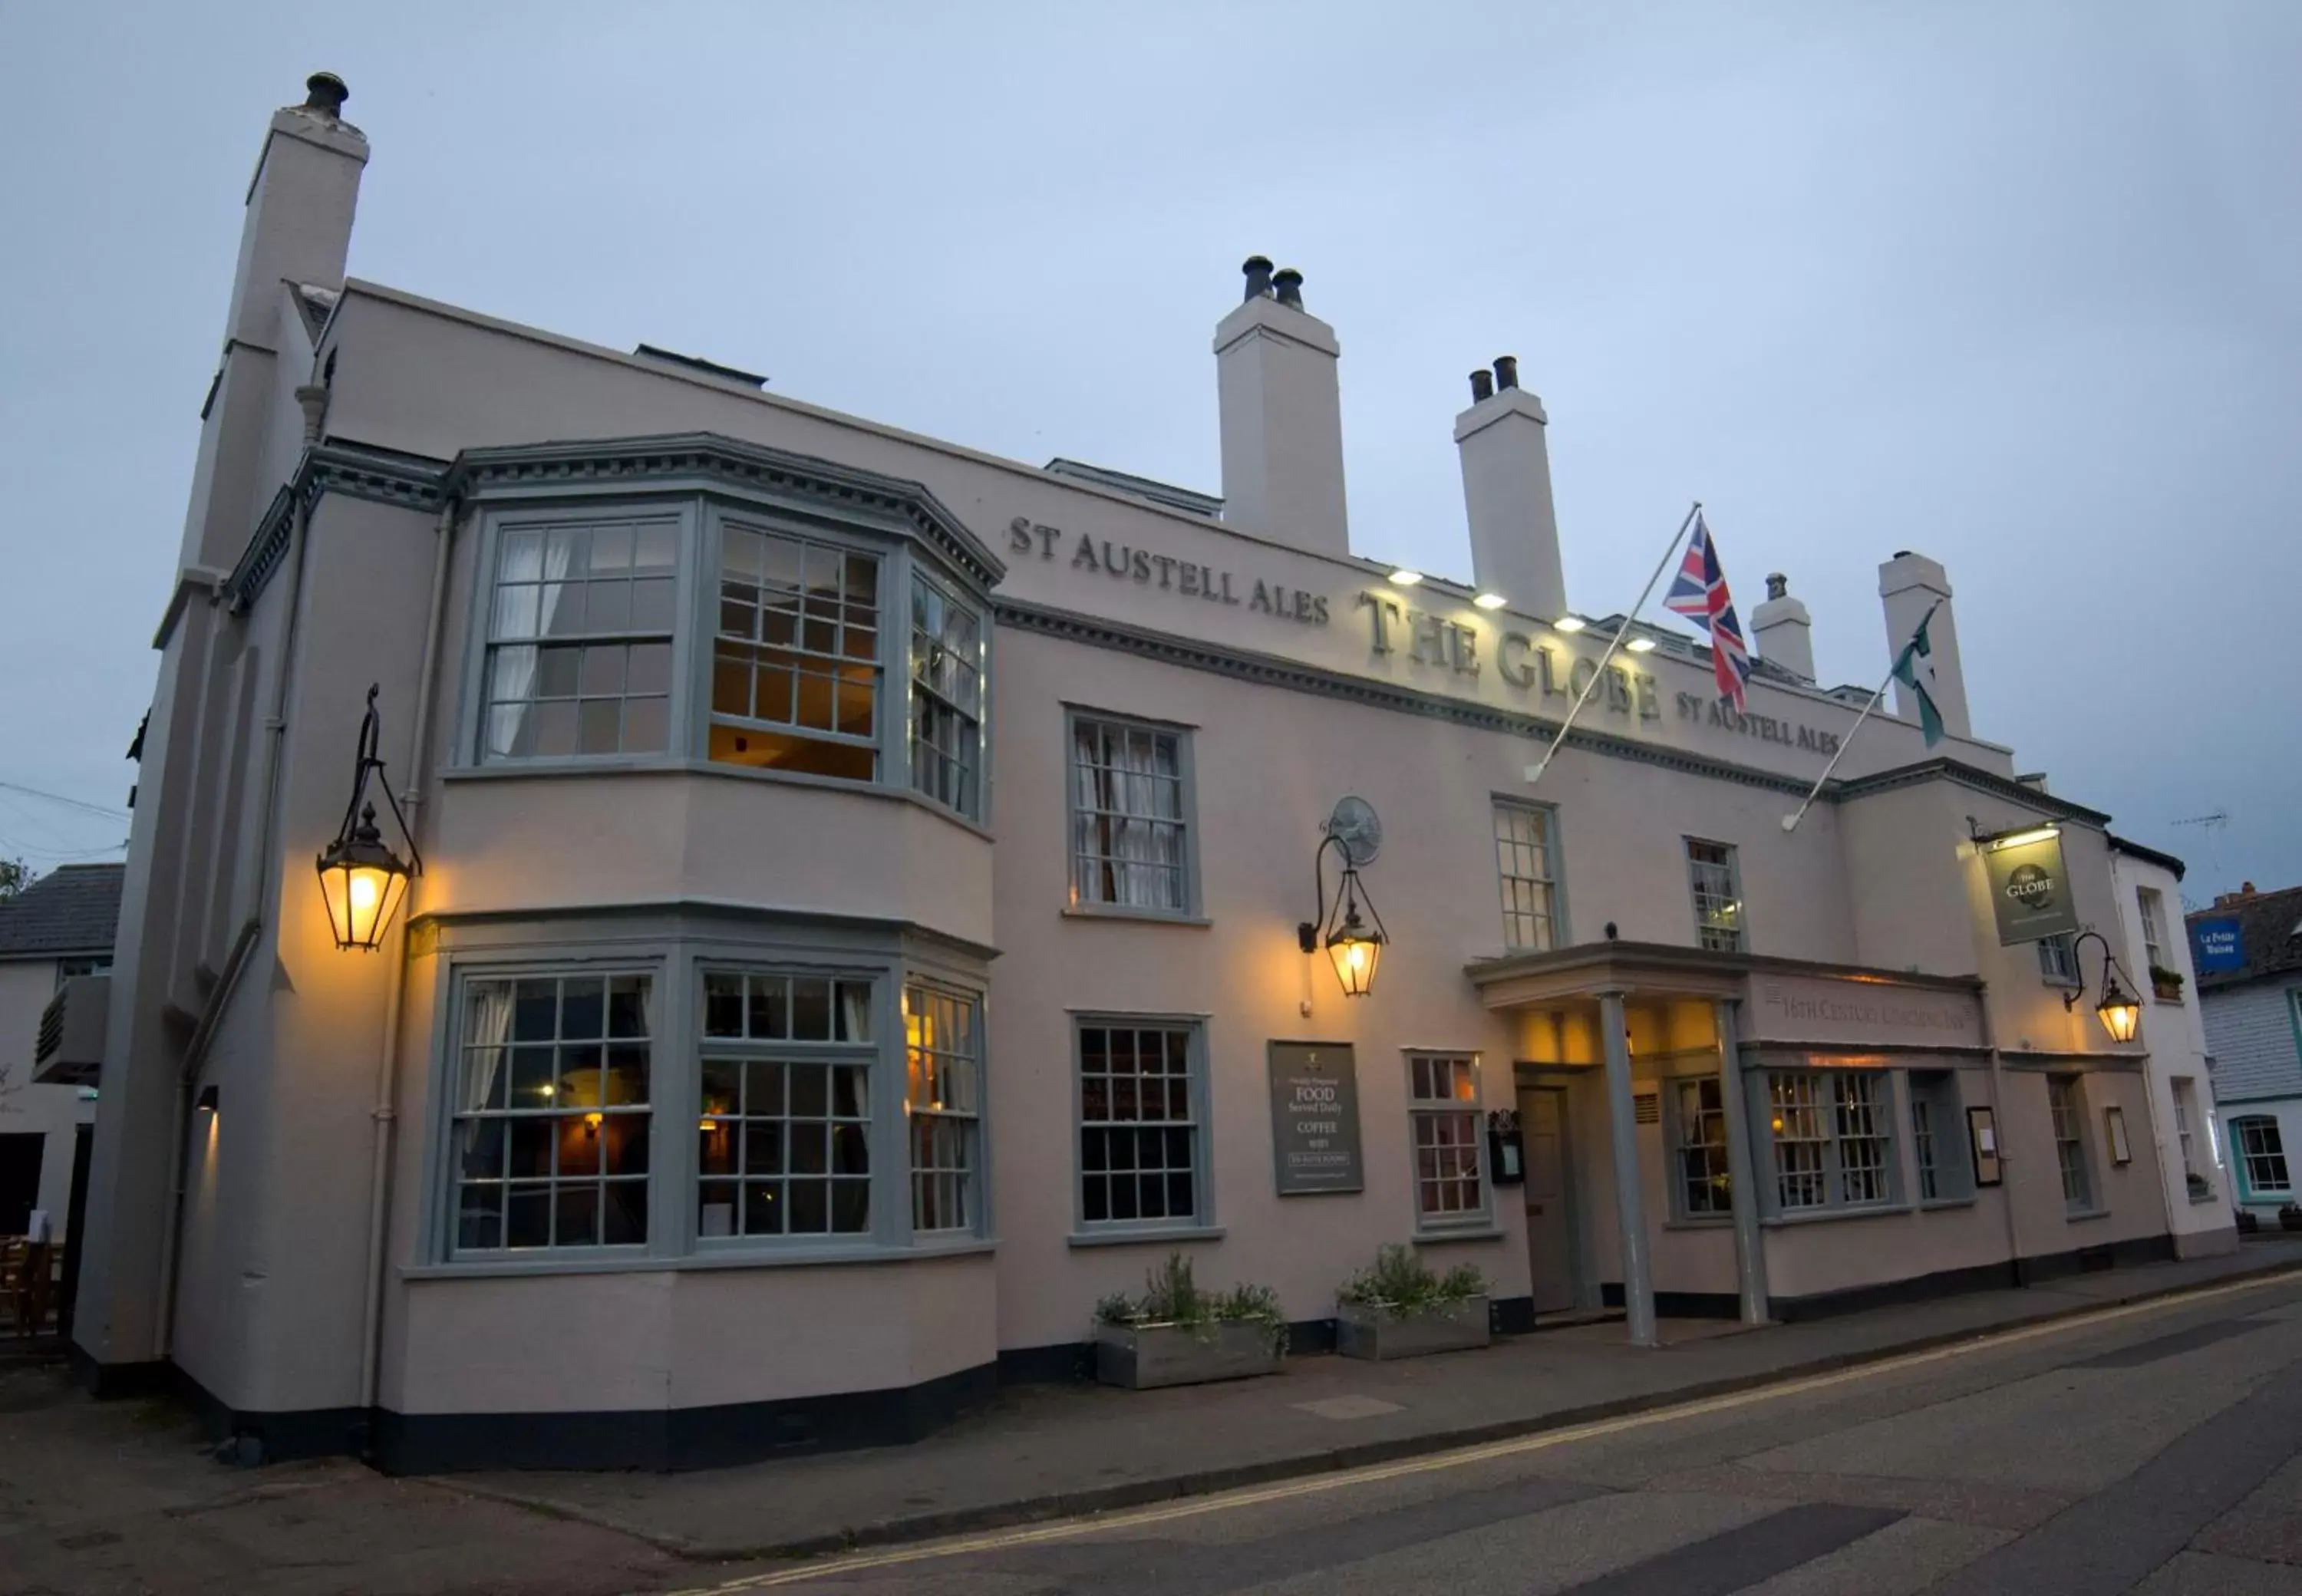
[1760,1069,1897,1215]
[480,519,678,760]
[711,523,881,781]
[697,971,876,1239]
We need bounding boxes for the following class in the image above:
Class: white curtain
[461,981,516,1116]
[486,530,576,757]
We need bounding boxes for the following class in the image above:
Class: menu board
[1267,1040,1364,1195]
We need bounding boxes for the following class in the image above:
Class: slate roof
[2188,883,2302,993]
[0,862,125,960]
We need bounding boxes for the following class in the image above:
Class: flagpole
[1523,500,1701,790]
[1779,598,1943,834]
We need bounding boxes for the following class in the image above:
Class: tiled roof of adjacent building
[2188,883,2302,992]
[0,862,125,959]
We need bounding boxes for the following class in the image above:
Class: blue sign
[2192,917,2245,974]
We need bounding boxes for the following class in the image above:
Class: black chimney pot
[1765,572,1789,601]
[303,72,349,117]
[1242,256,1275,302]
[1272,268,1304,310]
[1469,370,1495,403]
[1492,355,1519,391]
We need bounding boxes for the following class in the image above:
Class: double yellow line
[661,1268,2297,1594]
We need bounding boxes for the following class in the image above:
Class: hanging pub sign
[1982,829,2079,945]
[1267,1041,1364,1195]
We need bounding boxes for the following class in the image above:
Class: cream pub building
[65,76,2234,1469]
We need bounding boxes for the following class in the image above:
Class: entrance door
[1519,1087,1577,1314]
[0,1133,42,1236]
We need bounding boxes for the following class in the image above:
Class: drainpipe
[357,495,458,1420]
[154,484,319,1359]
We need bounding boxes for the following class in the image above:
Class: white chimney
[1878,550,1972,740]
[1214,258,1351,557]
[226,73,368,348]
[1454,358,1567,620]
[1750,572,1814,682]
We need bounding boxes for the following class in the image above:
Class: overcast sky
[2,2,2294,902]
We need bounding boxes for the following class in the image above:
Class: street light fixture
[2064,929,2142,1044]
[1298,818,1388,1000]
[315,685,421,952]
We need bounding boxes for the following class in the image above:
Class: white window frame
[2233,1116,2291,1200]
[1406,1052,1492,1234]
[1493,799,1566,952]
[2137,888,2168,972]
[2037,931,2081,987]
[1064,711,1200,921]
[1685,838,1746,953]
[1072,1014,1213,1238]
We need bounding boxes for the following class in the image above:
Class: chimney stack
[1878,551,1973,740]
[1454,356,1568,621]
[1214,257,1351,556]
[1750,571,1815,682]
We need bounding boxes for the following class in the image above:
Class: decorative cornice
[226,486,296,614]
[443,432,1005,591]
[299,441,452,514]
[1834,758,2113,828]
[997,600,1829,800]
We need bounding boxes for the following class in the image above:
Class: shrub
[1337,1244,1487,1317]
[1094,1253,1288,1356]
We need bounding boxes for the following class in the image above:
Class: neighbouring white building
[2189,884,2302,1217]
[1,865,120,1261]
[64,75,2232,1470]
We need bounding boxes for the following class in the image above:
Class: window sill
[2064,1206,2113,1224]
[1760,1202,1911,1229]
[1664,1216,1735,1232]
[1917,1197,1979,1212]
[1413,1224,1508,1243]
[2188,1190,2221,1205]
[1061,905,1212,928]
[403,1237,998,1281]
[441,757,995,840]
[2152,995,2186,1007]
[2041,977,2083,991]
[1067,1225,1226,1249]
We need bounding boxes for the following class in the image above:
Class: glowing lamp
[315,686,421,952]
[1297,807,1390,1000]
[1324,908,1384,998]
[2062,930,2144,1045]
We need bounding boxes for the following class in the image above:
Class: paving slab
[450,1239,2302,1561]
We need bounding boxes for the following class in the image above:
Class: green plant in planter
[1094,1253,1289,1357]
[2150,965,2186,997]
[1337,1244,1487,1318]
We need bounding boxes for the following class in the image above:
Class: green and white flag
[1891,611,1946,747]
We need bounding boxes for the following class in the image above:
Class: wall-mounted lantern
[1297,797,1388,999]
[315,685,421,952]
[2064,929,2142,1044]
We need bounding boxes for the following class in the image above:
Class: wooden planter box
[2280,1212,2302,1233]
[2152,978,2185,1002]
[1336,1295,1492,1360]
[1094,1321,1281,1390]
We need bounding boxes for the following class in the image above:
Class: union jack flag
[1663,512,1753,711]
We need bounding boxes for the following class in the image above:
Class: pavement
[3,1238,2300,1594]
[457,1238,2302,1562]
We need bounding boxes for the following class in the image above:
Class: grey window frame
[1667,1073,1733,1221]
[1064,708,1202,922]
[453,497,994,825]
[1405,1051,1492,1235]
[2037,931,2081,987]
[1750,1068,1900,1216]
[1070,1014,1215,1241]
[903,978,984,1234]
[1685,837,1746,953]
[1908,1070,1972,1202]
[2137,888,2168,971]
[905,572,984,820]
[2233,1115,2290,1199]
[467,504,693,767]
[2047,1073,2095,1212]
[1492,797,1568,952]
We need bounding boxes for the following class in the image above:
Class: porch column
[1714,999,1770,1326]
[1599,988,1657,1348]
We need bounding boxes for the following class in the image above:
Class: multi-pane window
[54,956,110,990]
[1070,717,1192,915]
[905,983,981,1232]
[2234,1117,2290,1198]
[1494,802,1561,951]
[1409,1054,1486,1227]
[2172,1079,2205,1188]
[1834,1073,1889,1204]
[481,519,678,760]
[1908,1071,1968,1202]
[452,973,653,1251]
[1674,1077,1731,1216]
[909,578,982,818]
[1686,839,1744,952]
[2048,1075,2092,1212]
[2137,889,2168,972]
[711,524,881,781]
[1769,1073,1828,1209]
[697,971,876,1238]
[2037,932,2080,985]
[1764,1070,1895,1212]
[1077,1021,1201,1227]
